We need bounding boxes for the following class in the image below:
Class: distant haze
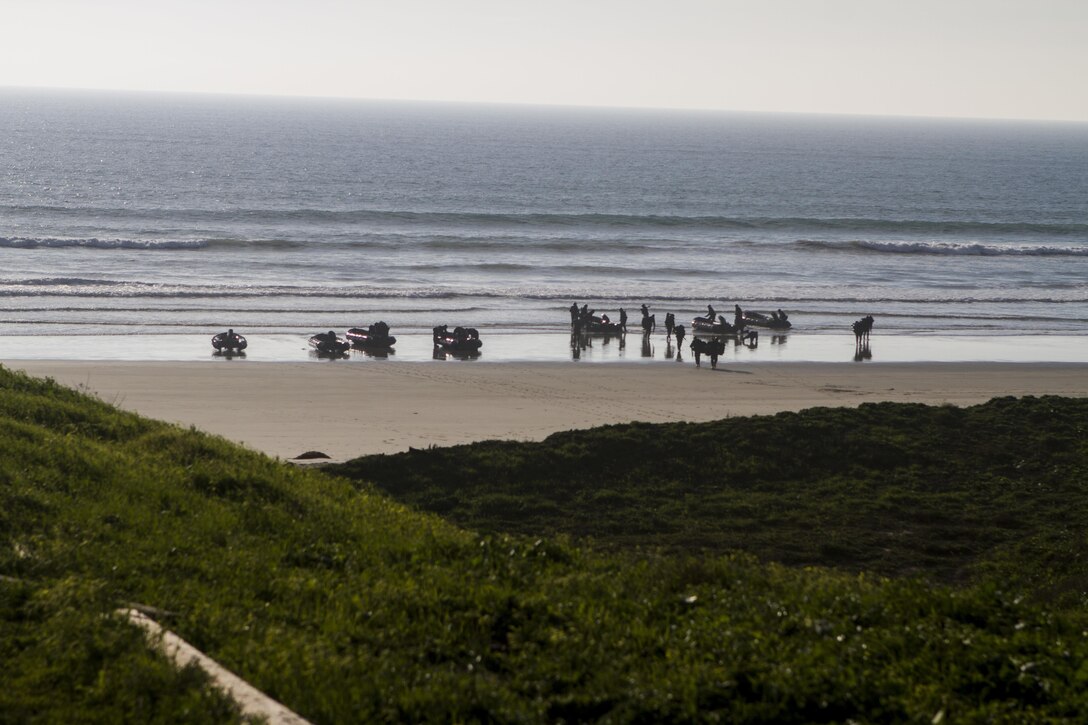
[2,0,1087,122]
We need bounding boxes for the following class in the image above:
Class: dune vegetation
[331,396,1088,607]
[3,364,1088,722]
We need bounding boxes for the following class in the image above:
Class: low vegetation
[332,396,1088,605]
[3,364,1088,722]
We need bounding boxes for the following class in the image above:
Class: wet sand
[8,360,1087,463]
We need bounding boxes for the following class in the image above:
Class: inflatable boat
[691,316,741,336]
[741,311,792,330]
[308,332,350,356]
[345,322,396,349]
[433,325,483,353]
[212,330,247,352]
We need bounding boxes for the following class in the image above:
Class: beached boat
[581,315,625,335]
[212,330,247,352]
[691,316,741,336]
[345,322,396,349]
[741,311,792,330]
[433,325,483,353]
[308,332,350,356]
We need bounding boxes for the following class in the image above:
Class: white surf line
[121,608,312,725]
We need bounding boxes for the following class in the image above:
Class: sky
[2,0,1086,122]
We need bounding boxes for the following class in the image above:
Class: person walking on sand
[619,307,628,332]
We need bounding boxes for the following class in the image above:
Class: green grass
[330,396,1088,605]
[4,364,1088,722]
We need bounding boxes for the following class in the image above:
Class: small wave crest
[796,239,1088,257]
[0,236,208,250]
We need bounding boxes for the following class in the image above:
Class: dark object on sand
[346,322,396,349]
[691,315,740,336]
[582,314,625,335]
[293,450,332,460]
[212,329,247,352]
[433,325,483,353]
[309,331,350,355]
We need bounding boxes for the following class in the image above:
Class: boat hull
[211,333,247,351]
[345,327,396,348]
[691,318,739,336]
[308,335,350,355]
[741,313,792,330]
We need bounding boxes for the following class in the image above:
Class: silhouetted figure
[852,315,874,344]
[674,325,686,361]
[743,329,759,348]
[664,312,675,339]
[691,337,725,369]
[852,315,874,361]
[619,307,628,332]
[570,302,579,326]
[641,308,655,334]
[734,304,744,330]
[706,304,716,323]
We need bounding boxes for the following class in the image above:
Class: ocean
[1,88,1086,362]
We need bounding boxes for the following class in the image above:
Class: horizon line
[3,83,1087,126]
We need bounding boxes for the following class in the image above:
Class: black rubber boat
[741,311,792,330]
[345,322,396,349]
[212,330,247,352]
[308,331,350,356]
[433,325,483,353]
[691,316,741,336]
[581,315,625,335]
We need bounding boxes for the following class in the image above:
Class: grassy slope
[3,365,1088,722]
[330,396,1088,605]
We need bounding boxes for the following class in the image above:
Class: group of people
[366,321,392,339]
[572,301,779,335]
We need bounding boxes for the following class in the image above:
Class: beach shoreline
[7,359,1086,464]
[0,331,1085,364]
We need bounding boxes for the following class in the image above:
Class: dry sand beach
[8,360,1087,463]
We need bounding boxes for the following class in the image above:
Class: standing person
[674,325,686,359]
[619,308,628,332]
[570,302,579,326]
[734,304,744,329]
[706,304,716,322]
